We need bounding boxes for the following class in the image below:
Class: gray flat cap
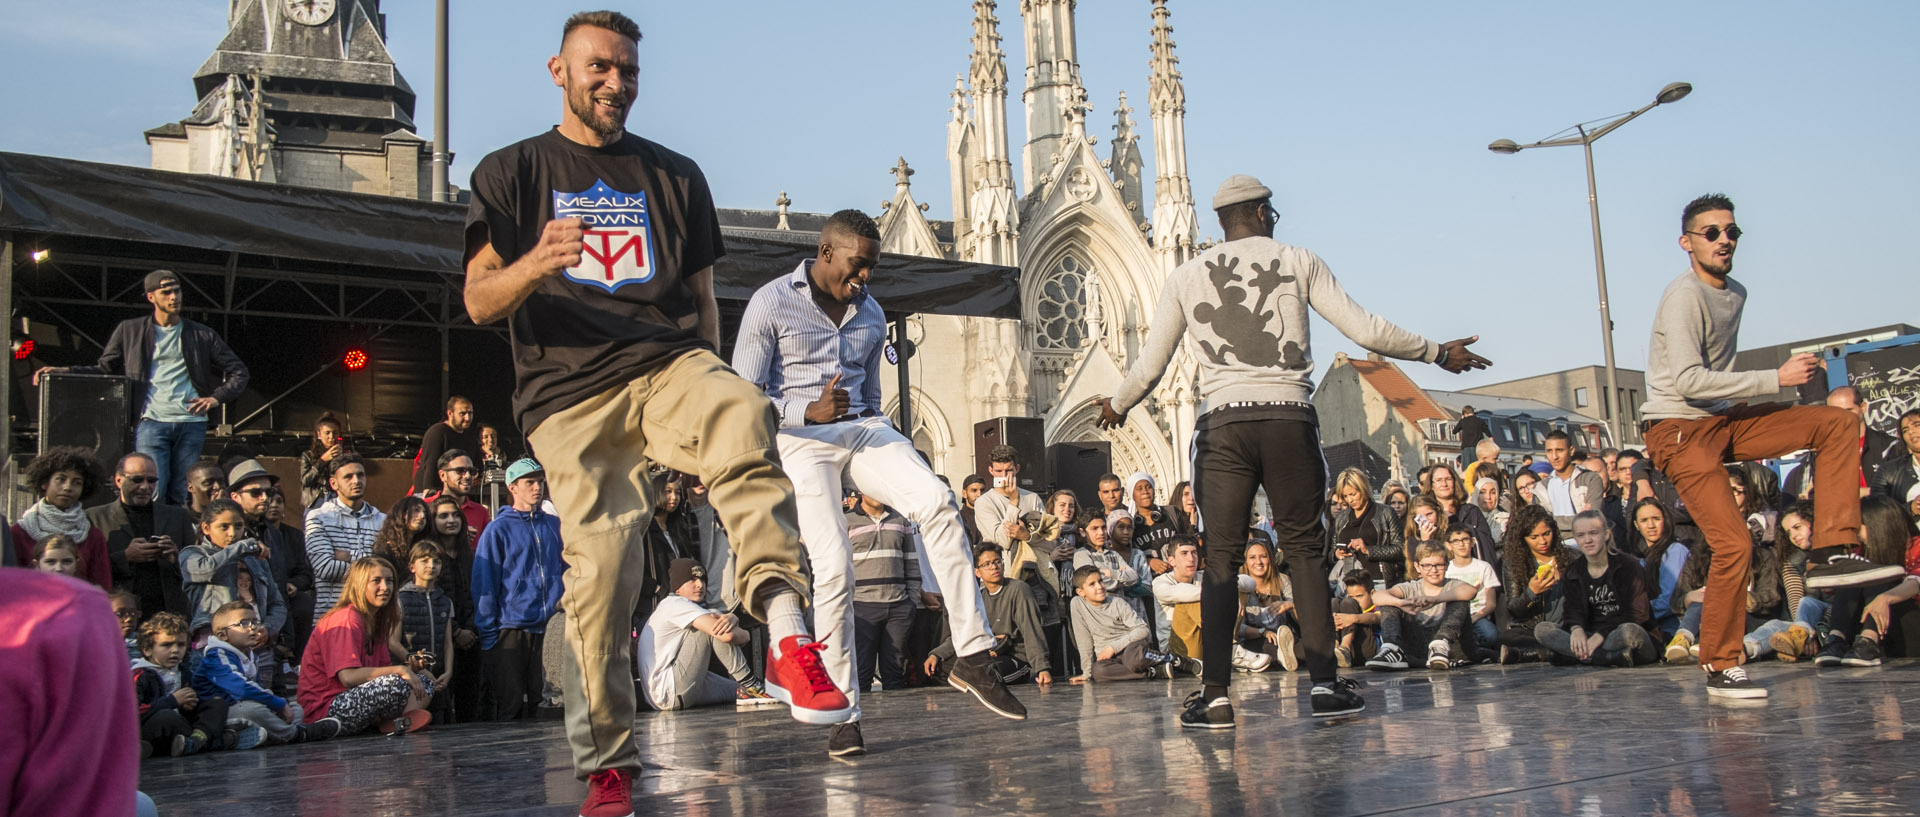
[1212,174,1273,210]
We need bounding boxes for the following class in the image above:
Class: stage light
[29,250,50,263]
[11,338,33,360]
[343,348,369,371]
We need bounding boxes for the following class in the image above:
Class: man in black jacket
[88,452,196,618]
[1455,406,1490,464]
[36,269,249,504]
[1871,408,1920,504]
[227,459,315,654]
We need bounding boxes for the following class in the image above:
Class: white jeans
[778,416,994,722]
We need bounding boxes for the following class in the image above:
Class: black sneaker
[168,734,189,758]
[1365,645,1407,671]
[1174,655,1205,678]
[1813,635,1848,667]
[1707,666,1768,699]
[304,717,343,742]
[827,722,865,757]
[1804,547,1906,589]
[1841,636,1884,667]
[948,652,1028,720]
[1310,677,1366,718]
[1178,691,1235,730]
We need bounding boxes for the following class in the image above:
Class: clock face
[284,0,337,26]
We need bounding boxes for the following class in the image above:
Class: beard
[568,84,629,138]
[1699,252,1733,276]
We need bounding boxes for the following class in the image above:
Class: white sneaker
[1231,643,1273,672]
[1426,639,1453,671]
[1272,627,1299,672]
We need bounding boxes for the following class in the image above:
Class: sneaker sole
[764,681,855,726]
[1180,719,1236,730]
[1840,658,1883,667]
[1426,659,1450,671]
[827,744,867,757]
[1312,702,1366,718]
[1664,646,1691,663]
[1365,662,1407,671]
[1813,657,1843,668]
[947,675,1028,721]
[1708,686,1769,699]
[1805,564,1907,589]
[736,698,783,709]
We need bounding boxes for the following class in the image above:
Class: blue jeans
[1795,595,1830,633]
[1472,616,1499,652]
[135,419,207,505]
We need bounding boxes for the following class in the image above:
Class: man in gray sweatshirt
[1639,194,1894,700]
[1097,174,1489,728]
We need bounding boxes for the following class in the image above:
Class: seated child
[1534,511,1657,667]
[637,559,775,711]
[927,544,1053,685]
[1366,543,1478,671]
[32,534,81,578]
[395,543,457,724]
[1442,527,1503,662]
[1331,569,1380,668]
[132,613,233,757]
[111,588,142,662]
[195,601,341,746]
[179,499,286,642]
[1068,565,1196,683]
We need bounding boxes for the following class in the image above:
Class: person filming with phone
[91,451,198,620]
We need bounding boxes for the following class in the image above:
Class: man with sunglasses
[227,459,316,656]
[1640,194,1897,700]
[34,269,249,505]
[427,450,493,542]
[90,452,197,618]
[1097,174,1491,729]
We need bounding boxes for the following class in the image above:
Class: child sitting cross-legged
[926,543,1053,686]
[396,543,457,724]
[1067,565,1198,683]
[132,613,233,758]
[195,601,342,746]
[1366,543,1478,671]
[636,559,778,711]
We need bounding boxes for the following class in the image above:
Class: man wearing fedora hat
[1098,174,1490,728]
[228,459,315,656]
[36,269,249,506]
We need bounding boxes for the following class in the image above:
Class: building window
[1034,254,1088,350]
[1574,387,1588,408]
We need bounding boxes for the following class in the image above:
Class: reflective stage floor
[140,659,1920,816]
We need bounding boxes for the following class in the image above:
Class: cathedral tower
[1147,0,1198,266]
[1020,0,1086,197]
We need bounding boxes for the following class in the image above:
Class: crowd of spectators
[6,393,1919,767]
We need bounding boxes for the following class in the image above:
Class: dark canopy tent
[0,151,1018,458]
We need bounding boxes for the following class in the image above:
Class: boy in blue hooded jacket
[473,458,565,720]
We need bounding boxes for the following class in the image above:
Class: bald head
[1827,386,1867,420]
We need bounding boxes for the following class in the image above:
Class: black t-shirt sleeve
[682,164,725,273]
[465,153,525,267]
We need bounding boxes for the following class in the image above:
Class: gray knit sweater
[1070,594,1150,673]
[1641,272,1778,420]
[1113,237,1439,414]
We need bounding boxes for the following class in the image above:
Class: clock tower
[145,0,439,200]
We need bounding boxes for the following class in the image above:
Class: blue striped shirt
[732,261,887,428]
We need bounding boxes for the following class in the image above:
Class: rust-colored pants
[1643,402,1862,671]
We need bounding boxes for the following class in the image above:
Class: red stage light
[343,348,369,371]
[11,338,33,360]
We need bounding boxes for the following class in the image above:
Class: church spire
[1020,0,1084,197]
[1147,0,1197,265]
[964,0,1017,265]
[1110,92,1146,227]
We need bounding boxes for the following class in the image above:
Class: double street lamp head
[1488,81,1692,154]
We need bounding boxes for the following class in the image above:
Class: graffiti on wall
[1845,342,1920,434]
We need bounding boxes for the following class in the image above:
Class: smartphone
[1415,513,1433,528]
[993,476,1009,489]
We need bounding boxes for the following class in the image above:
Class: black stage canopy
[0,151,1020,319]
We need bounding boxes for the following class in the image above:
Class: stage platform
[141,660,1919,816]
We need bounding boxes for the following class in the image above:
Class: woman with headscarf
[1126,472,1178,577]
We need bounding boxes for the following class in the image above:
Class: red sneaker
[579,769,634,817]
[764,636,853,725]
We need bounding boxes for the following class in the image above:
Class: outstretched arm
[1099,283,1187,428]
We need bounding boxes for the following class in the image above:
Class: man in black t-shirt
[412,395,482,495]
[460,12,842,817]
[1455,406,1490,463]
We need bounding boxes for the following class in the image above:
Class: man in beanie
[1098,173,1491,728]
[636,558,776,712]
[36,269,249,505]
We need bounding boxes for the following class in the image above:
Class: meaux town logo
[552,179,657,292]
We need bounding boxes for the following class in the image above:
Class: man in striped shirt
[733,209,1023,758]
[303,454,385,614]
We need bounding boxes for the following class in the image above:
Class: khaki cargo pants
[529,348,809,778]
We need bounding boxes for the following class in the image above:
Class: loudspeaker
[1047,441,1112,506]
[973,416,1047,491]
[38,373,133,505]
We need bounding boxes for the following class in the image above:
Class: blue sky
[3,1,1915,393]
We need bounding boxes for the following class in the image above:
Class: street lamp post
[1490,81,1692,444]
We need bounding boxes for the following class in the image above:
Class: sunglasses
[237,487,270,498]
[121,475,159,484]
[1685,225,1742,243]
[444,467,478,475]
